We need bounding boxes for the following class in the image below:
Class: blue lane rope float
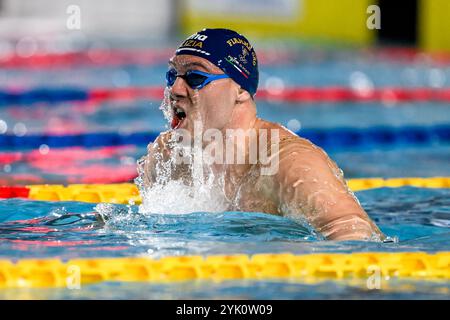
[0,132,159,150]
[0,88,89,105]
[1,125,449,151]
[2,86,450,105]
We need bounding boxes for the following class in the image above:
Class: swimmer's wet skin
[138,28,385,241]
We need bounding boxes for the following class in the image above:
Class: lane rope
[2,86,450,105]
[0,252,448,288]
[0,48,297,69]
[1,125,449,151]
[1,47,450,69]
[0,177,449,204]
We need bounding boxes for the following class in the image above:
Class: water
[1,44,449,299]
[1,187,449,260]
[2,279,449,300]
[0,187,448,299]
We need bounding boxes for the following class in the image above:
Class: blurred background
[0,0,449,185]
[1,0,449,48]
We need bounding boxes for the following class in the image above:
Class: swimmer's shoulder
[257,119,340,174]
[255,118,314,149]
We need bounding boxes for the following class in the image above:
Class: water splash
[137,179,228,215]
[135,88,229,215]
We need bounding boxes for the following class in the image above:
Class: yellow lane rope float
[24,177,450,204]
[0,252,448,289]
[27,183,141,204]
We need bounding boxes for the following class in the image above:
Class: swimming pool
[0,41,449,299]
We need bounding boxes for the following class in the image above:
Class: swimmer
[138,28,385,241]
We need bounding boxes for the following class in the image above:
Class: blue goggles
[165,69,230,90]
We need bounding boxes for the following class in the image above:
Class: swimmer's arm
[275,144,385,241]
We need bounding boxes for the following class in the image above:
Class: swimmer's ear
[236,88,252,103]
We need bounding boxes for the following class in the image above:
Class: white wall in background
[0,0,174,38]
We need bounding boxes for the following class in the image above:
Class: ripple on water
[0,186,448,261]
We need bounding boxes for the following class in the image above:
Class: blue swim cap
[175,28,259,97]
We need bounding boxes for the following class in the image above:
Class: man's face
[166,54,239,136]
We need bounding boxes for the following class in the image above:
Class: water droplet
[13,122,27,137]
[286,119,301,132]
[39,144,50,155]
[264,76,285,95]
[0,119,7,134]
[16,37,38,58]
[349,71,374,95]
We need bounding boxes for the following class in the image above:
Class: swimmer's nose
[169,76,189,100]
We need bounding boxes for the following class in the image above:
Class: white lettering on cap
[187,33,208,41]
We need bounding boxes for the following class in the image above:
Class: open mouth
[171,106,187,129]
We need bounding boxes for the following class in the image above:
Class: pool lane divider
[2,86,450,105]
[1,47,450,69]
[0,252,448,288]
[1,125,449,151]
[0,146,136,165]
[0,48,298,69]
[0,177,449,204]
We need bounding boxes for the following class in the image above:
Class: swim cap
[175,28,259,97]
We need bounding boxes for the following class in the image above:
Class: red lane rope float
[0,169,137,185]
[0,186,30,198]
[1,177,450,202]
[0,152,23,165]
[0,146,138,185]
[366,47,450,66]
[0,49,173,69]
[0,48,299,69]
[0,146,136,166]
[3,86,450,105]
[88,86,450,104]
[89,87,164,102]
[2,47,450,69]
[257,86,450,103]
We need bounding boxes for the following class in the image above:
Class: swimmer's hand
[314,214,385,241]
[137,131,192,188]
[137,132,172,188]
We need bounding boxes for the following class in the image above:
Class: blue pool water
[0,187,449,299]
[1,279,448,300]
[1,187,449,260]
[1,43,449,299]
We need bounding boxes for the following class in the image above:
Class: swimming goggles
[165,69,229,90]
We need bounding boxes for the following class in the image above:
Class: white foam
[136,91,229,215]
